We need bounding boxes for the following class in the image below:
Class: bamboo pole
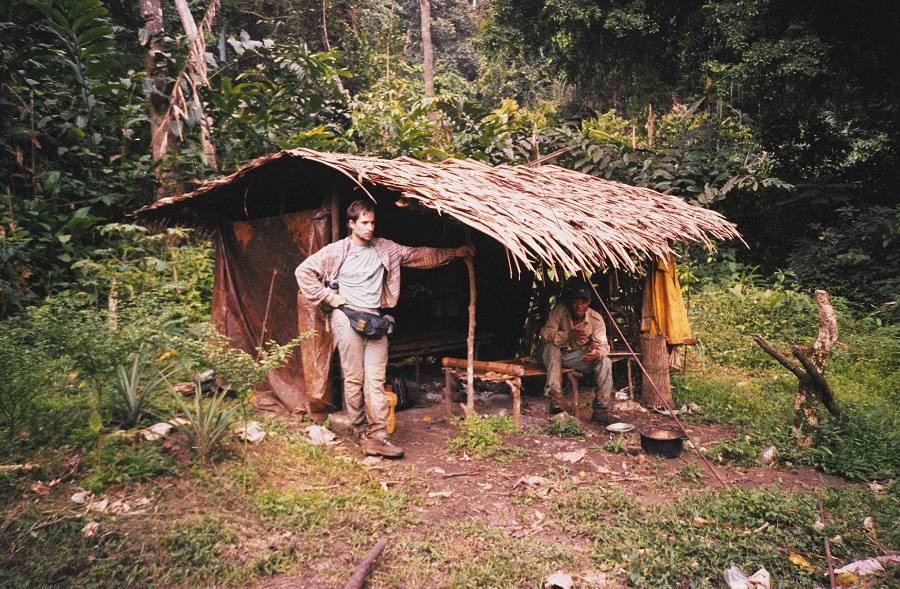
[590,282,727,488]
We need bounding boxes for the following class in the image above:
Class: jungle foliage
[2,0,897,319]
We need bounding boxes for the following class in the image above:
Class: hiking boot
[590,404,612,425]
[362,436,405,459]
[547,390,565,415]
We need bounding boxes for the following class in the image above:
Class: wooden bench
[440,351,641,426]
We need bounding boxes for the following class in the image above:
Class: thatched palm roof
[138,148,742,274]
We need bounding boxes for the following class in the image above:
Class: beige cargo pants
[331,309,389,440]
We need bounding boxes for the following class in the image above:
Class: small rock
[554,449,587,464]
[863,516,875,531]
[543,571,574,589]
[758,445,777,466]
[428,490,452,498]
[71,490,93,504]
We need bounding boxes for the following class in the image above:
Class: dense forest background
[2,0,898,318]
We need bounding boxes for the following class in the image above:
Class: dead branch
[342,537,388,589]
[791,346,841,416]
[752,335,805,380]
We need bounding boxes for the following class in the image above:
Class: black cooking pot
[640,427,684,458]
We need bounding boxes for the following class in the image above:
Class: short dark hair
[347,199,375,222]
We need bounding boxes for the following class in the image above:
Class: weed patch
[543,416,586,438]
[448,413,517,458]
[164,516,239,581]
[82,437,176,492]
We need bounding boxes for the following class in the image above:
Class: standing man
[296,199,474,458]
[538,278,614,424]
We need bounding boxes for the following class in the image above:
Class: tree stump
[753,290,841,448]
[640,334,672,407]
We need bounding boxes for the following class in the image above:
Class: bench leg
[443,367,454,419]
[510,377,522,428]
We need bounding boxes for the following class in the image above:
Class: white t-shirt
[337,243,385,310]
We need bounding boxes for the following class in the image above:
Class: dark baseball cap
[563,278,592,302]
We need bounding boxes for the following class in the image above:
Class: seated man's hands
[581,348,605,361]
[569,324,590,347]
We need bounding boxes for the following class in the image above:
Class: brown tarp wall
[211,207,334,412]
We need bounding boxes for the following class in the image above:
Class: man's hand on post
[454,245,475,258]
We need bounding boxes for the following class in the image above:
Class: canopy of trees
[2,0,897,319]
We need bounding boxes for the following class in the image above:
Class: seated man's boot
[590,402,611,425]
[362,436,405,459]
[547,390,565,415]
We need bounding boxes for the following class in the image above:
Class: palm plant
[171,383,238,463]
[112,348,175,427]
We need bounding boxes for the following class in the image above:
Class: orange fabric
[641,254,693,345]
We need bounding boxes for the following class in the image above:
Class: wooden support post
[640,334,672,407]
[464,255,476,416]
[330,193,340,243]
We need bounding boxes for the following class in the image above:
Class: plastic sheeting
[211,208,333,413]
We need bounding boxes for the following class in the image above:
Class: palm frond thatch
[137,148,743,275]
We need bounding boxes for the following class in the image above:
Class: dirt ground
[251,380,849,588]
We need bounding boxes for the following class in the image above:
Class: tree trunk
[139,0,169,163]
[640,334,672,407]
[419,0,434,99]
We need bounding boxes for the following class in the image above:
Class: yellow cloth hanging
[641,253,693,345]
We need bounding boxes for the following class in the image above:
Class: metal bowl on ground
[640,427,684,458]
[606,422,635,434]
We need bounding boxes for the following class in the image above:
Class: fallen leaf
[30,482,51,496]
[81,522,100,538]
[863,516,874,531]
[788,551,815,572]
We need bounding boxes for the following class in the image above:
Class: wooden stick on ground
[342,537,388,589]
[465,254,476,416]
[817,493,837,589]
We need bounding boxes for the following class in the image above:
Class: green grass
[82,437,177,492]
[679,285,900,480]
[373,518,579,588]
[554,482,899,588]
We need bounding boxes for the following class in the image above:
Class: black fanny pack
[338,306,395,339]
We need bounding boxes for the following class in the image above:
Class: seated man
[538,278,613,423]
